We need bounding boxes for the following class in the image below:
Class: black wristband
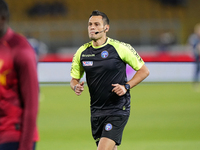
[124,84,130,91]
[74,85,77,91]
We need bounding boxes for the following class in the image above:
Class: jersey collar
[92,37,110,49]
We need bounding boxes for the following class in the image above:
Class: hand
[74,81,84,96]
[112,83,127,96]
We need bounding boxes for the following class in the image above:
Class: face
[88,16,108,41]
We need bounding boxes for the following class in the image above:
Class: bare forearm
[127,64,149,88]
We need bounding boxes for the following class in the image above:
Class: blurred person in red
[0,0,39,150]
[188,23,200,88]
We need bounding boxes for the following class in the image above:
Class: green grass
[37,83,200,150]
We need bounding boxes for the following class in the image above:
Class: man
[188,23,200,87]
[70,10,149,150]
[26,33,48,62]
[0,1,39,150]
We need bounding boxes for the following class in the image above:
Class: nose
[90,26,95,31]
[89,24,96,30]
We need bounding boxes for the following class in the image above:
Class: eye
[88,22,93,26]
[95,23,100,26]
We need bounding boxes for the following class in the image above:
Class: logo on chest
[101,50,109,59]
[82,61,93,66]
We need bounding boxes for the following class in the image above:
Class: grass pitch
[37,83,200,150]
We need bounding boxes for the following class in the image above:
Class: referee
[70,10,149,150]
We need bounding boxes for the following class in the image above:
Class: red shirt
[0,28,39,150]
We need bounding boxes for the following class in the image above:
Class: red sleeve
[14,44,39,150]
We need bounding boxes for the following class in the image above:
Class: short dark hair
[89,10,109,25]
[0,0,9,20]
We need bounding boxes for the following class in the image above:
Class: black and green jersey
[71,37,144,117]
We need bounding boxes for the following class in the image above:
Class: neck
[0,25,8,38]
[92,36,107,47]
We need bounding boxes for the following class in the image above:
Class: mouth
[90,32,96,35]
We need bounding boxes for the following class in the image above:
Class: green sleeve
[113,41,144,71]
[70,46,85,79]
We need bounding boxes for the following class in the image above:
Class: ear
[105,25,110,32]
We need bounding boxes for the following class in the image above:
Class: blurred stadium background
[4,0,200,149]
[6,0,200,62]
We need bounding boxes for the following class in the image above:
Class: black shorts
[91,115,129,146]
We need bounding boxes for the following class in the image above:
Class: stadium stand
[5,0,200,62]
[6,0,186,22]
